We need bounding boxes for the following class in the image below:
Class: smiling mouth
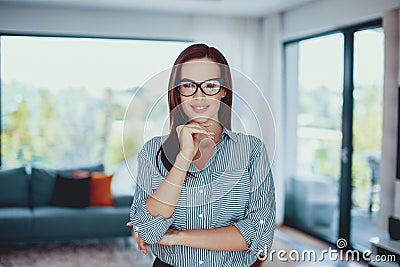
[191,105,210,113]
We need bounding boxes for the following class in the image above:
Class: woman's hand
[157,228,182,246]
[126,222,149,255]
[176,122,214,160]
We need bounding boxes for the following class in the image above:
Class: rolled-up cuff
[233,219,257,254]
[131,201,175,244]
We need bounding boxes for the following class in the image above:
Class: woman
[128,43,275,267]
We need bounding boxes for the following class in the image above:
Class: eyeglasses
[176,78,224,97]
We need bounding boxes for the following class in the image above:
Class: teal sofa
[0,165,133,245]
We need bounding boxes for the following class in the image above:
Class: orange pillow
[89,172,114,207]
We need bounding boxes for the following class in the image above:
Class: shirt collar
[222,127,238,143]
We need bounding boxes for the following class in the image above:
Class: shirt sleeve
[232,139,276,256]
[129,144,175,244]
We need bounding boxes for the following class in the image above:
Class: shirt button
[198,213,204,218]
[199,260,204,264]
[134,226,139,231]
[259,220,265,225]
[199,189,204,194]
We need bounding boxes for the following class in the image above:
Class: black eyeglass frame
[175,78,225,97]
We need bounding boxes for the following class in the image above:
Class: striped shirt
[130,128,276,267]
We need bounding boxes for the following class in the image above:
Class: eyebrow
[179,77,221,82]
[179,78,195,82]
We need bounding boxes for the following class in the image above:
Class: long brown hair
[156,43,233,175]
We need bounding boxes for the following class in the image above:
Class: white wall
[0,2,193,40]
[380,8,400,229]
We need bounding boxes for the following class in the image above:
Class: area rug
[0,238,154,267]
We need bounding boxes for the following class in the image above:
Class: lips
[190,104,210,113]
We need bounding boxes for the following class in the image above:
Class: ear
[221,89,227,98]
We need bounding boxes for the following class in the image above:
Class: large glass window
[1,36,190,171]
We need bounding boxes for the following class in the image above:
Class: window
[1,36,190,171]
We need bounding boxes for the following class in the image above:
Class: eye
[204,82,214,88]
[183,82,196,89]
[204,80,220,90]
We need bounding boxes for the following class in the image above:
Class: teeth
[193,106,207,110]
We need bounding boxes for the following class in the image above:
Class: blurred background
[1,0,400,266]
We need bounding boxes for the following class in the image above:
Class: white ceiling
[1,0,317,18]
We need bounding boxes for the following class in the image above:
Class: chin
[190,116,210,123]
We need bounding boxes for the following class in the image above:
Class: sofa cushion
[32,163,104,206]
[113,195,134,207]
[31,168,57,207]
[0,167,30,207]
[33,206,131,241]
[0,207,34,242]
[50,174,91,208]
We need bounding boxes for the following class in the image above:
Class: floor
[303,208,386,251]
[351,208,386,251]
[260,226,368,267]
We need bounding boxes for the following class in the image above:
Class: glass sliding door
[284,20,383,249]
[284,33,344,242]
[351,27,384,250]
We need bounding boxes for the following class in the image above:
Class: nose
[193,84,206,98]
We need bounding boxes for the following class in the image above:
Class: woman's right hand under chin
[176,122,214,161]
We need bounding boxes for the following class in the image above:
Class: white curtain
[256,14,285,225]
[191,14,285,224]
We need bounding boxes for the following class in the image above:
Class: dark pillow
[32,163,104,206]
[50,174,91,208]
[0,167,30,207]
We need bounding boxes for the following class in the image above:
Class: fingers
[126,222,149,255]
[177,124,215,139]
[134,233,149,255]
[134,234,149,255]
[187,121,213,130]
[137,237,149,255]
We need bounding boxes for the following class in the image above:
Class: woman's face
[178,58,226,124]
